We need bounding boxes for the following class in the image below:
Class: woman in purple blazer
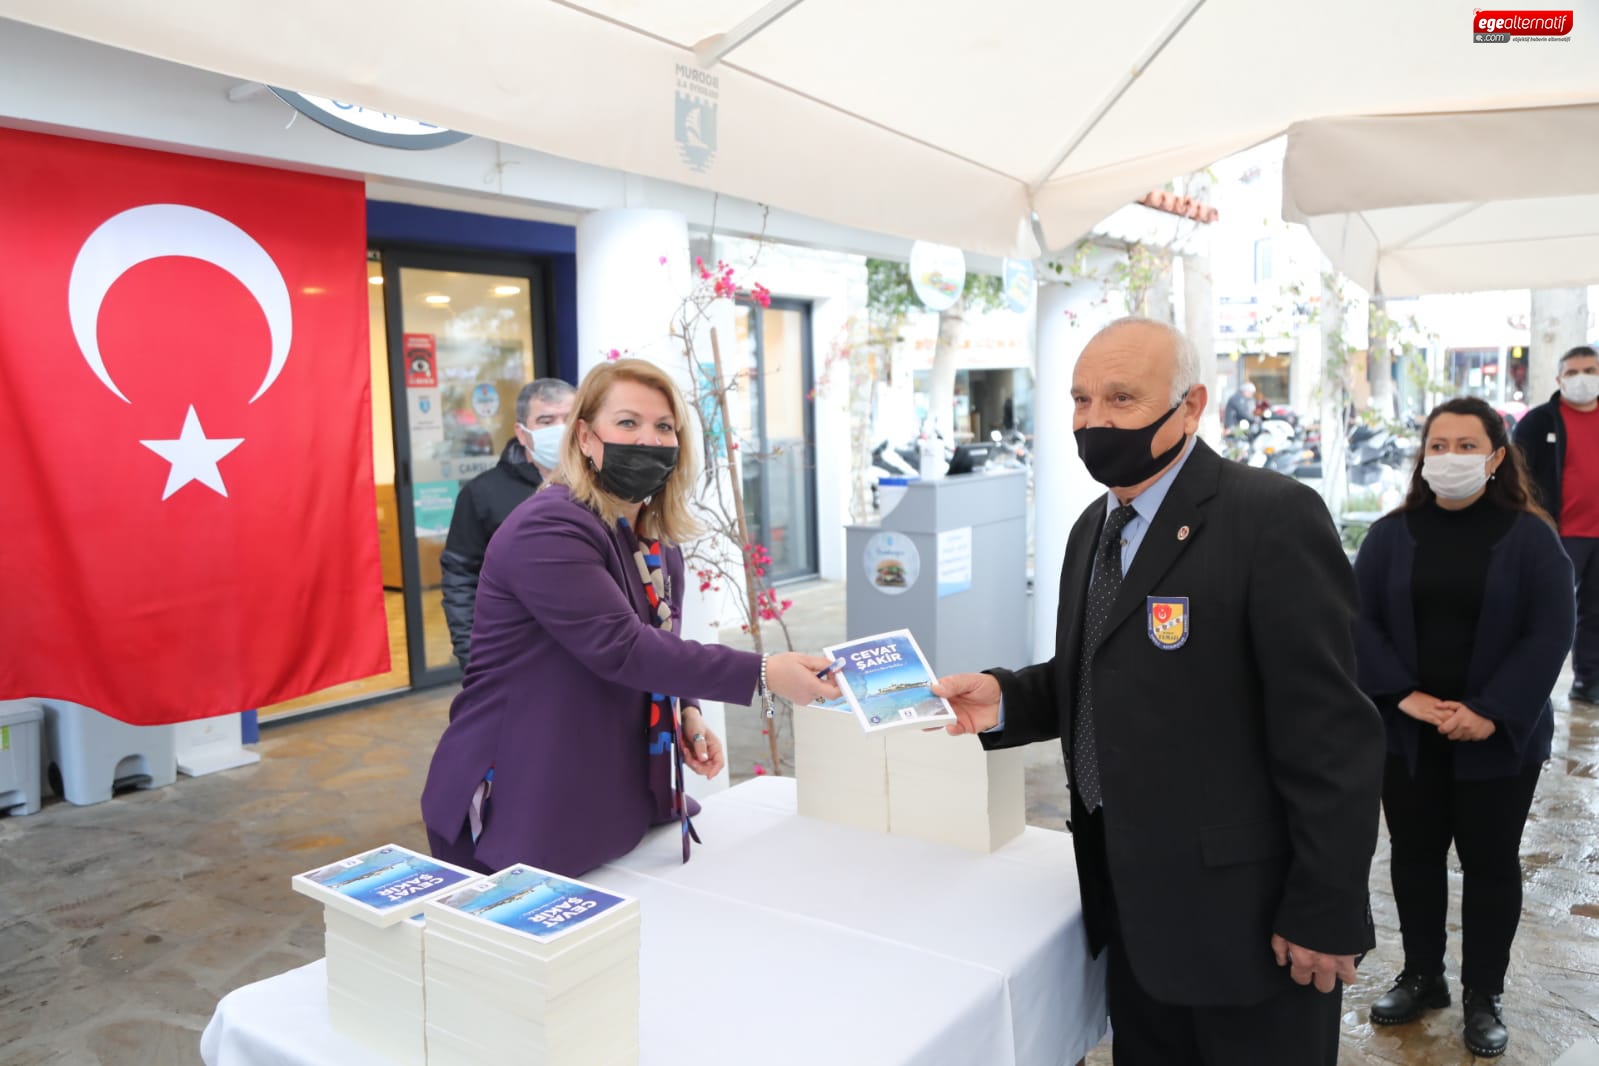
[421,359,839,877]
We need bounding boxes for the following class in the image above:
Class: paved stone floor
[2,579,1597,1064]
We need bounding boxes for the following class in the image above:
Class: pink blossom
[753,763,768,776]
[607,348,621,361]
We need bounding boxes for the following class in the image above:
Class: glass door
[381,250,549,687]
[730,299,817,582]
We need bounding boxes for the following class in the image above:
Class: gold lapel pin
[1177,525,1191,541]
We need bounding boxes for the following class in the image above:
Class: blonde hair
[551,359,701,544]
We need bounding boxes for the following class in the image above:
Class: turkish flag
[0,129,388,724]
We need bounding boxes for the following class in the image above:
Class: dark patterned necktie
[1074,504,1137,811]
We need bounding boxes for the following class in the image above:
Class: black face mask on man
[593,441,678,503]
[1074,394,1189,488]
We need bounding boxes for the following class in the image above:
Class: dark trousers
[1563,536,1599,685]
[1081,810,1343,1066]
[1382,736,1541,994]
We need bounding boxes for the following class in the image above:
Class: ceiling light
[424,294,451,305]
[369,276,384,285]
[493,285,522,296]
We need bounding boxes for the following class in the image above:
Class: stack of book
[291,844,476,1065]
[794,697,889,833]
[886,726,1026,853]
[422,864,641,1066]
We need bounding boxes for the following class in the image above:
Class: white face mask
[1421,453,1490,500]
[1560,372,1599,405]
[524,422,565,470]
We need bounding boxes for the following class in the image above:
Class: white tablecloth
[201,776,1106,1066]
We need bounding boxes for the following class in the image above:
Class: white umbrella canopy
[1282,103,1599,296]
[2,0,1593,255]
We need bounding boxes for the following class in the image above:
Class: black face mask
[593,441,678,503]
[1074,399,1188,488]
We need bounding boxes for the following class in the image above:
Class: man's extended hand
[932,673,1001,735]
[1271,934,1358,993]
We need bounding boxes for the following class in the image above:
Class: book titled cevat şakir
[823,628,956,734]
[291,843,476,927]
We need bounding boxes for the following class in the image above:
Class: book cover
[823,629,956,733]
[430,864,633,945]
[292,844,473,923]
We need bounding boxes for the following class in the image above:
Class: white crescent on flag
[67,202,293,404]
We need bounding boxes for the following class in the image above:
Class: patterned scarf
[619,518,700,862]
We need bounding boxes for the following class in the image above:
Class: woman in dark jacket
[421,359,839,877]
[1354,397,1574,1059]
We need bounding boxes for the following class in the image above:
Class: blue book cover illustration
[295,844,472,916]
[823,629,955,733]
[434,864,631,944]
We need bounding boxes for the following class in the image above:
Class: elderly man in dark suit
[935,317,1385,1065]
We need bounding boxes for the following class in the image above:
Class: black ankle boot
[1463,989,1508,1057]
[1370,970,1451,1025]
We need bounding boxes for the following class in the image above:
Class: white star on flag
[139,405,245,501]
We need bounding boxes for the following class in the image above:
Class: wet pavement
[1,579,1596,1064]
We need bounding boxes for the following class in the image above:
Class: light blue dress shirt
[990,437,1198,733]
[1099,436,1198,577]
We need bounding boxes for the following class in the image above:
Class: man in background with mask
[934,317,1384,1065]
[442,378,575,671]
[1514,344,1599,703]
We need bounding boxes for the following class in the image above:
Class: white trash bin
[0,700,44,816]
[42,701,177,806]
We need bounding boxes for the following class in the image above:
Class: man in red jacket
[1513,344,1599,703]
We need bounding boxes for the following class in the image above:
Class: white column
[1530,287,1589,399]
[1182,253,1219,444]
[1031,277,1122,662]
[576,209,694,377]
[576,208,731,795]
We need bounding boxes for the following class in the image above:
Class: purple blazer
[420,485,761,876]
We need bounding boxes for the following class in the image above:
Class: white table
[201,777,1106,1066]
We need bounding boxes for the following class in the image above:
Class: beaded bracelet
[758,654,773,717]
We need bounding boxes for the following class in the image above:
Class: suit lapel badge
[1147,596,1189,650]
[1177,525,1191,541]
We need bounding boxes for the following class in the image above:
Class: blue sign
[1003,258,1035,313]
[674,64,719,173]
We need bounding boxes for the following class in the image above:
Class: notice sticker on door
[403,334,438,387]
[471,383,501,420]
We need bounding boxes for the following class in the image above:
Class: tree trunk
[1530,287,1589,400]
[1366,285,1394,420]
[1319,268,1349,520]
[930,294,968,440]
